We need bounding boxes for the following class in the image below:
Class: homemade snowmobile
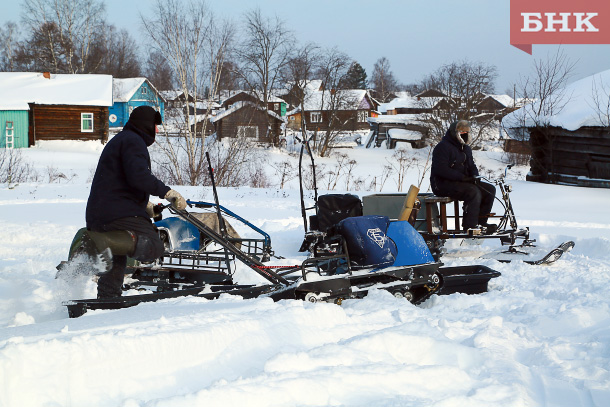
[362,166,575,265]
[61,152,501,318]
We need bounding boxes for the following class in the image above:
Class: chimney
[43,72,51,79]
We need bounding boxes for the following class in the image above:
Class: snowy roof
[0,72,113,110]
[299,89,369,111]
[482,94,515,108]
[387,128,423,141]
[220,90,286,106]
[113,78,165,103]
[368,114,424,124]
[211,101,285,123]
[378,97,421,113]
[159,90,183,101]
[503,69,610,131]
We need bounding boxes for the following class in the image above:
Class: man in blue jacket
[83,106,186,298]
[430,120,496,233]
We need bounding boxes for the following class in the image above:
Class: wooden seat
[421,196,460,234]
[421,196,499,234]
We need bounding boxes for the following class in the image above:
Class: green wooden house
[0,110,28,148]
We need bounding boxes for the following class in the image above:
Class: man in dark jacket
[83,106,186,298]
[430,120,496,233]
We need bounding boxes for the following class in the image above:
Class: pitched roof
[503,68,610,130]
[482,94,515,108]
[0,72,113,110]
[378,96,421,113]
[211,101,285,123]
[113,77,165,103]
[298,89,370,111]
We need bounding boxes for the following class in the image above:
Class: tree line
[0,0,437,99]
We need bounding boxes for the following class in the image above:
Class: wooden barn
[0,72,113,147]
[211,101,285,143]
[503,69,610,188]
[110,78,165,128]
[528,126,610,187]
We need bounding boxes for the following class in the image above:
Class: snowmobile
[362,166,575,265]
[61,152,501,318]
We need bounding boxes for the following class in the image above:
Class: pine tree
[341,61,367,89]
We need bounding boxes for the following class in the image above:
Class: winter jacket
[430,122,479,194]
[86,122,171,231]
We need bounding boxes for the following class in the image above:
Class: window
[310,112,322,123]
[274,103,279,110]
[141,87,148,95]
[81,113,94,132]
[5,121,14,149]
[237,126,258,138]
[357,111,368,122]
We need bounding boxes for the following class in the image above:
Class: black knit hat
[127,106,162,137]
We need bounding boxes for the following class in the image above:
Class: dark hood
[125,106,162,146]
[124,121,156,147]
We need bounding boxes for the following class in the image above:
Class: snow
[1,139,610,406]
[368,114,424,124]
[387,128,422,141]
[486,94,515,108]
[0,72,113,110]
[378,97,421,113]
[113,78,166,103]
[504,69,610,130]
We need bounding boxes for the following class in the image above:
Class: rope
[254,264,300,270]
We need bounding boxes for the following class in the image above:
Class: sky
[3,0,610,95]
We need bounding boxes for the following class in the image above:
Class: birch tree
[21,0,105,73]
[143,0,233,186]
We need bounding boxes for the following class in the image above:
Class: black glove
[462,176,476,183]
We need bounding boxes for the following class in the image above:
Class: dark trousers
[433,181,496,230]
[96,216,164,298]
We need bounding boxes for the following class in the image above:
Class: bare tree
[143,0,233,186]
[0,148,37,185]
[513,49,576,182]
[418,60,498,146]
[270,159,297,189]
[591,74,610,127]
[21,0,106,73]
[312,48,357,157]
[281,43,321,145]
[145,50,174,91]
[371,57,398,102]
[235,8,295,145]
[0,22,19,71]
[85,24,141,77]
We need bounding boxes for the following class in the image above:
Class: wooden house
[415,89,448,99]
[109,78,165,128]
[0,72,113,147]
[211,101,285,143]
[286,87,377,132]
[220,91,286,118]
[503,69,610,188]
[159,90,195,109]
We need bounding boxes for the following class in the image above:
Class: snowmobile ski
[479,240,575,265]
